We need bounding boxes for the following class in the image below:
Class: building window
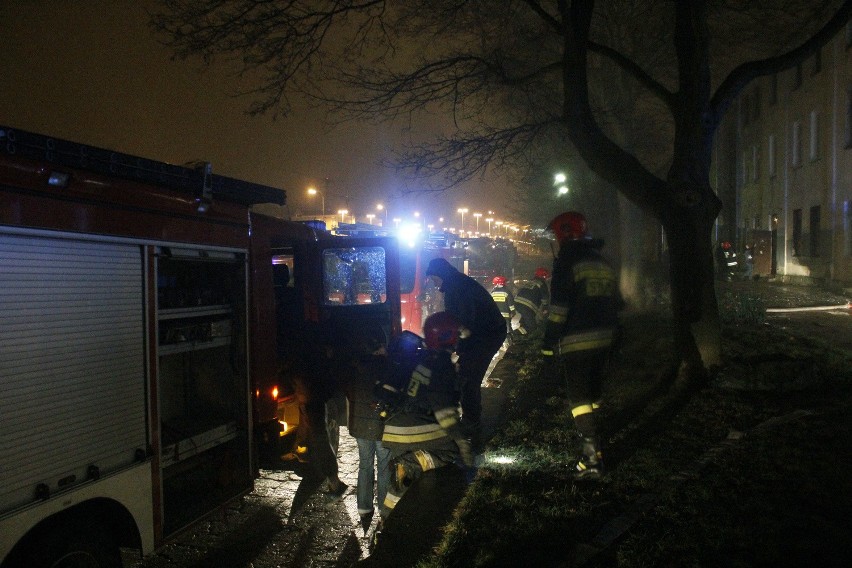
[792,120,802,167]
[792,63,802,90]
[845,200,852,256]
[768,134,776,176]
[752,145,759,181]
[809,110,819,161]
[792,208,802,256]
[809,205,821,257]
[753,86,761,119]
[846,90,852,148]
[812,47,822,75]
[770,74,778,105]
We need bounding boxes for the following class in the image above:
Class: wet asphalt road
[134,430,378,568]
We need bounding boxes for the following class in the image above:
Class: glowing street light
[393,217,402,228]
[376,203,388,224]
[338,209,349,223]
[457,207,468,232]
[366,213,375,224]
[473,212,482,232]
[485,217,493,234]
[307,187,325,216]
[554,172,569,196]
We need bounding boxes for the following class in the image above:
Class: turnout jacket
[380,350,465,458]
[490,284,516,320]
[544,239,621,355]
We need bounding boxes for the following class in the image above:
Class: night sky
[0,1,513,226]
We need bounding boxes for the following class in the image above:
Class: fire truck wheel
[12,519,120,568]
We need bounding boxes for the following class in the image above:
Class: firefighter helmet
[423,312,461,350]
[534,267,548,279]
[492,275,507,286]
[548,211,588,242]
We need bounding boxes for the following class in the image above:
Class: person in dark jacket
[378,312,474,517]
[345,338,393,532]
[542,211,622,481]
[424,257,506,449]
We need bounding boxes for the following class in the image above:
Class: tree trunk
[661,181,722,383]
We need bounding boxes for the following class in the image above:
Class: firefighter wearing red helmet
[490,275,516,334]
[543,211,623,480]
[379,312,474,518]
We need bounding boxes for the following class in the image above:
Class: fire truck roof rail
[0,126,285,207]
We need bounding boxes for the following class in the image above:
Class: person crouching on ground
[378,312,475,517]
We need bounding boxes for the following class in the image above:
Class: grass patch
[419,312,852,568]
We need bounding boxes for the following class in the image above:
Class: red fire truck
[0,127,400,567]
[397,230,466,336]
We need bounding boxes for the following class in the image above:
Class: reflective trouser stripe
[434,407,459,429]
[384,491,401,510]
[383,423,448,444]
[558,328,614,354]
[571,404,595,418]
[548,304,568,323]
[414,449,437,472]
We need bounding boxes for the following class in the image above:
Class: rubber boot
[573,436,603,481]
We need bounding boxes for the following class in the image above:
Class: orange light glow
[271,386,279,399]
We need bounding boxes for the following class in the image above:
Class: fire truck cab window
[322,247,387,306]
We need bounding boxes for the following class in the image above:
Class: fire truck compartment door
[0,233,147,514]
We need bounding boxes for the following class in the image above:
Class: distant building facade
[712,20,852,289]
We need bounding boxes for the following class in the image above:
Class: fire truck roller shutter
[0,233,147,513]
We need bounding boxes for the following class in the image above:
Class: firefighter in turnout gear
[515,267,550,336]
[378,312,474,517]
[489,276,515,334]
[542,212,622,480]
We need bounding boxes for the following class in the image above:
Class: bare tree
[151,0,852,381]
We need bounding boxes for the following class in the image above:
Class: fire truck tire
[8,518,120,568]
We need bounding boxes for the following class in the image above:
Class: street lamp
[393,217,401,228]
[376,203,387,225]
[554,172,569,196]
[485,217,493,234]
[495,220,503,236]
[307,187,325,216]
[338,209,348,223]
[366,214,375,225]
[473,212,482,233]
[457,207,468,232]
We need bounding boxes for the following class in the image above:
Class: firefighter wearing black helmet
[379,312,474,516]
[543,211,622,480]
[515,267,550,336]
